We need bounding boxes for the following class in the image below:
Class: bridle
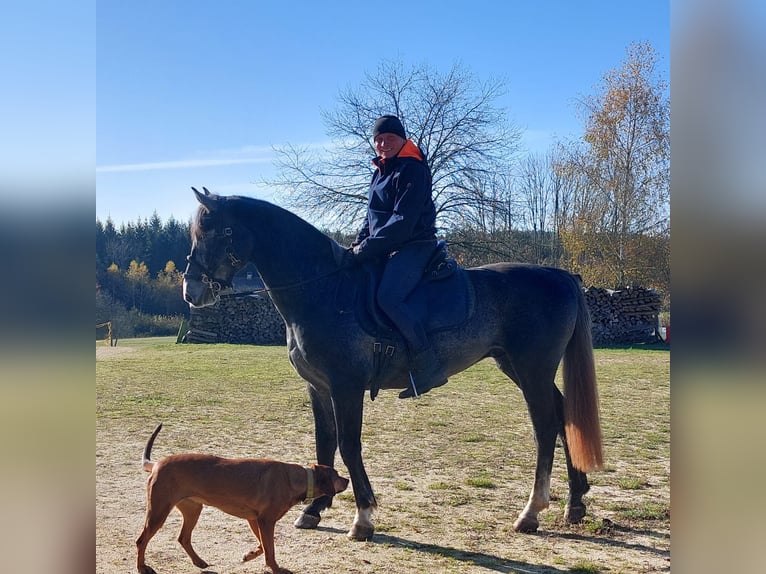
[183,226,245,303]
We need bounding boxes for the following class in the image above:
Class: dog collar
[303,466,314,504]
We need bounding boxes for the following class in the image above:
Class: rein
[246,267,343,296]
[184,224,345,302]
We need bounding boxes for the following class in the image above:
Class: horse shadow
[557,521,670,558]
[315,523,669,573]
[316,526,563,573]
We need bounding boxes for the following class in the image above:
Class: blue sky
[1,2,93,199]
[97,1,669,226]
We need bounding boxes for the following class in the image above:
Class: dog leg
[175,499,208,568]
[244,518,265,562]
[256,517,292,574]
[244,519,265,562]
[136,502,173,574]
[242,547,264,562]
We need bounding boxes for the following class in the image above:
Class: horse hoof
[513,515,539,533]
[294,512,321,529]
[347,523,374,541]
[565,503,587,524]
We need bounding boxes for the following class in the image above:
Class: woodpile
[183,285,662,347]
[584,286,662,345]
[183,293,285,345]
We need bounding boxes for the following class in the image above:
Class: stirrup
[407,372,421,399]
[399,372,447,399]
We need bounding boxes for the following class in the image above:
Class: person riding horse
[185,187,604,538]
[349,115,447,399]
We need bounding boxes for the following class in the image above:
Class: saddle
[334,241,476,399]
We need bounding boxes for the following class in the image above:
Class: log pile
[184,293,285,345]
[184,286,662,347]
[584,286,662,345]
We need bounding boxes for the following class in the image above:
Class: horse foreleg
[350,507,374,541]
[332,390,376,541]
[295,384,338,530]
[554,386,590,524]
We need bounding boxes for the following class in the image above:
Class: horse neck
[234,199,341,310]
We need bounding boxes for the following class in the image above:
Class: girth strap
[370,341,396,401]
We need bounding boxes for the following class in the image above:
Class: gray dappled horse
[182,188,603,541]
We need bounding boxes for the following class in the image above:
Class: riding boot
[399,345,448,399]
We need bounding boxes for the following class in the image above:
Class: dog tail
[142,423,163,472]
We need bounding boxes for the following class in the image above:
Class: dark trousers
[377,240,437,355]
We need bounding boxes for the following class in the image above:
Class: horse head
[182,187,252,308]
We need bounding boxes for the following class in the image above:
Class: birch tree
[559,42,670,287]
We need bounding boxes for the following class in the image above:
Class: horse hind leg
[513,418,557,534]
[553,385,590,524]
[495,355,557,533]
[513,376,592,531]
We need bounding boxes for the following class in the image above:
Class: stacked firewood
[184,286,661,347]
[584,286,662,345]
[184,294,286,345]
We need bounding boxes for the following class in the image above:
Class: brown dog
[136,424,349,574]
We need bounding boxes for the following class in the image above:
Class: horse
[182,187,603,541]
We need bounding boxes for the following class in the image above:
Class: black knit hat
[373,115,406,139]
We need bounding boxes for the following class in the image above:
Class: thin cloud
[96,156,272,173]
[96,141,335,173]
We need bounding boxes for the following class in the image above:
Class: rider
[350,115,447,398]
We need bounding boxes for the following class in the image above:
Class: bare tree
[515,152,556,263]
[269,59,521,233]
[445,167,526,265]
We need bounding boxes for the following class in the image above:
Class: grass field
[97,338,669,573]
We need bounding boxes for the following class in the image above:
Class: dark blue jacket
[353,140,437,260]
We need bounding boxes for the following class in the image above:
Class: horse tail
[562,282,604,472]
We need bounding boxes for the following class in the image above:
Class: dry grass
[97,338,669,574]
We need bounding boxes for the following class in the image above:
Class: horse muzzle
[182,276,219,308]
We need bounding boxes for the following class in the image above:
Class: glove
[341,247,359,269]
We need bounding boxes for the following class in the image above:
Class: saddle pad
[334,265,476,338]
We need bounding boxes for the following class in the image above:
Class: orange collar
[397,139,423,160]
[374,139,423,168]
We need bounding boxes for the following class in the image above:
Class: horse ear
[192,187,217,211]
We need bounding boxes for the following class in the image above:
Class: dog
[136,424,349,574]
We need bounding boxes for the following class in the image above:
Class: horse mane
[190,204,207,241]
[193,194,348,267]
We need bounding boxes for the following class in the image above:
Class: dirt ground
[97,346,669,574]
[98,456,668,573]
